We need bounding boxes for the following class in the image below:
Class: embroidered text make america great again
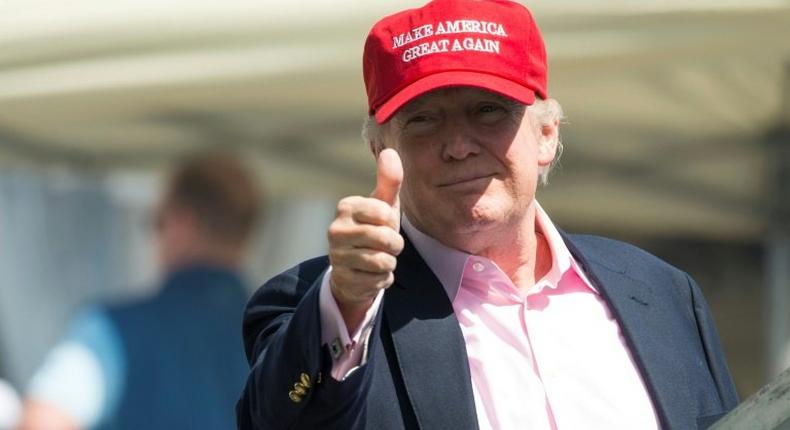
[391,19,509,62]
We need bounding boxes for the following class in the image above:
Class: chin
[447,200,508,233]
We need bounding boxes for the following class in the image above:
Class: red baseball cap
[363,0,548,124]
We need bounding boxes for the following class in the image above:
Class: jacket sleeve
[236,256,383,430]
[687,273,740,412]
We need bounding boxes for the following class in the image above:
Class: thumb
[371,148,403,210]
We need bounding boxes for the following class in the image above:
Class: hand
[327,148,405,331]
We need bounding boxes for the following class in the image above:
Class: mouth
[437,173,497,188]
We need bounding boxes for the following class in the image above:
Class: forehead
[396,87,521,115]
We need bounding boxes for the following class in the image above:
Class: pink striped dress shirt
[320,201,660,429]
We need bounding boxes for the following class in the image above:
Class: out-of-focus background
[1,0,788,415]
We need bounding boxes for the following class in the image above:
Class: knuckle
[357,225,382,246]
[367,252,394,272]
[371,199,392,219]
[355,199,389,224]
[349,198,392,225]
[376,272,395,290]
[335,196,360,217]
[328,220,358,245]
[335,199,350,216]
[354,252,374,271]
[327,224,339,240]
[391,233,405,254]
[327,220,345,239]
[379,253,397,271]
[375,227,403,254]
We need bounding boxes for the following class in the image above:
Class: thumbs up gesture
[328,149,405,331]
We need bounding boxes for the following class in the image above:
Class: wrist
[330,285,376,334]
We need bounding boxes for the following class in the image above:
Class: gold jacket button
[300,373,311,388]
[288,390,303,403]
[288,372,313,403]
[292,383,307,396]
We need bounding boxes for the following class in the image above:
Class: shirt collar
[533,202,597,294]
[402,215,470,301]
[402,201,597,302]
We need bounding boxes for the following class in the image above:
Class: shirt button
[472,262,485,272]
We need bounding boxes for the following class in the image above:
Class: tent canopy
[1,0,789,240]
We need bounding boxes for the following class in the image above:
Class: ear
[369,122,394,159]
[370,139,382,159]
[537,118,559,167]
[159,206,198,239]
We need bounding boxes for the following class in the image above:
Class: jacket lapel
[384,234,479,430]
[561,233,683,429]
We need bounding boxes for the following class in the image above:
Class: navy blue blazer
[237,233,739,429]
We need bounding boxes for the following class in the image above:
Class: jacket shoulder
[242,256,329,360]
[251,255,330,302]
[566,234,688,285]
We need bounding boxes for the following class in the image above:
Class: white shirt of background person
[0,378,21,430]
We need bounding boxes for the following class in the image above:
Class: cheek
[516,129,543,166]
[400,169,430,205]
[396,154,427,207]
[502,142,541,192]
[398,145,437,184]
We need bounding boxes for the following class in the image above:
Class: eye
[401,112,439,132]
[478,104,502,114]
[406,114,430,124]
[475,102,509,124]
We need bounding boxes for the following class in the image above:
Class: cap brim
[373,71,536,124]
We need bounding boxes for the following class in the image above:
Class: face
[154,203,199,271]
[382,87,557,246]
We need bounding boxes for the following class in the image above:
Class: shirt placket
[464,257,557,430]
[523,279,562,430]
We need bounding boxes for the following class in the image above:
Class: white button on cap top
[472,262,485,272]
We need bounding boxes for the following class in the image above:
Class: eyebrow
[396,88,524,118]
[397,87,462,115]
[398,97,430,115]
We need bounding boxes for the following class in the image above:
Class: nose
[440,117,480,162]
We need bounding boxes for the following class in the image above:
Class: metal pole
[711,365,790,429]
[767,233,790,378]
[766,62,790,379]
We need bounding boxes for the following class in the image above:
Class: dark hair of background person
[161,152,262,247]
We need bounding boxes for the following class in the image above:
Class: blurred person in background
[17,153,261,430]
[237,1,738,429]
[0,377,21,429]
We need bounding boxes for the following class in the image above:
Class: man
[18,153,261,430]
[237,1,738,429]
